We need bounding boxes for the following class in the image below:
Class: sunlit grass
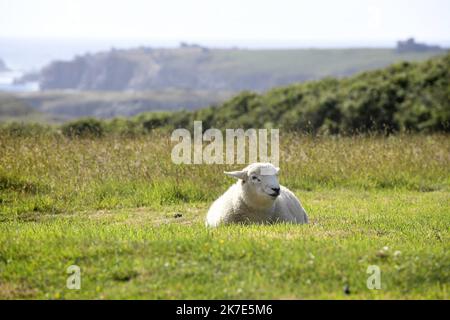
[0,190,448,299]
[0,133,449,299]
[1,133,448,216]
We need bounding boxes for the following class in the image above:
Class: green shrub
[0,122,54,137]
[137,52,449,134]
[140,112,171,131]
[62,118,105,138]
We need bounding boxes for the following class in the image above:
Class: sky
[0,0,449,47]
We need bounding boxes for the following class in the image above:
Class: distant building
[396,38,442,53]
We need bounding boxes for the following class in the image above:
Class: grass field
[211,48,443,79]
[0,133,449,299]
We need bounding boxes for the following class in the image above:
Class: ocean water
[0,70,39,92]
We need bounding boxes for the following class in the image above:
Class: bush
[0,122,54,137]
[142,52,450,134]
[62,118,105,138]
[139,112,171,131]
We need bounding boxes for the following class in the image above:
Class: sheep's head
[225,163,281,206]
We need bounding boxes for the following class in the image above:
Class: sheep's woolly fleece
[206,163,308,227]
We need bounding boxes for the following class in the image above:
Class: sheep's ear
[224,170,247,180]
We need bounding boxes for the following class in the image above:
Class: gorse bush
[139,112,172,131]
[170,53,449,134]
[0,122,54,137]
[61,118,105,138]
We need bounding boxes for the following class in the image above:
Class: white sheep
[206,163,308,227]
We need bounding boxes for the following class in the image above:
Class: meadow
[0,132,449,299]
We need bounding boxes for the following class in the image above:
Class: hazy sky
[1,0,449,45]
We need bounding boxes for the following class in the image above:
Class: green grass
[0,134,449,299]
[212,48,443,78]
[0,190,448,299]
[114,47,445,87]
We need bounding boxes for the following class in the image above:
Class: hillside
[121,52,450,134]
[5,52,449,131]
[23,46,444,92]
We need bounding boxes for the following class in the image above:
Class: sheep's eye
[252,176,260,182]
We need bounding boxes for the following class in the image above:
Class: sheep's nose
[271,187,280,195]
